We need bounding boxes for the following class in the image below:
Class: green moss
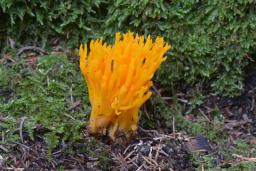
[192,139,256,171]
[0,54,89,151]
[1,0,256,96]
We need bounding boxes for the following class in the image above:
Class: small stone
[140,144,150,155]
[185,134,211,153]
[162,145,175,156]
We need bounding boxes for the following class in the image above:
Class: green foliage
[0,54,89,150]
[103,0,256,97]
[0,0,104,47]
[0,65,13,87]
[192,139,256,171]
[0,116,20,143]
[1,0,256,96]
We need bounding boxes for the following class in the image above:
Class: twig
[159,149,169,157]
[250,97,255,111]
[152,85,169,104]
[148,146,153,159]
[136,163,144,171]
[145,155,158,166]
[8,38,16,48]
[199,108,211,123]
[124,150,135,160]
[139,127,159,137]
[6,167,25,171]
[19,117,26,143]
[155,141,162,162]
[123,143,134,155]
[152,85,162,97]
[11,142,31,150]
[68,100,81,111]
[127,156,139,167]
[17,46,48,56]
[63,113,76,120]
[172,116,176,139]
[0,145,8,152]
[3,54,16,63]
[177,98,188,103]
[114,153,129,169]
[142,105,150,120]
[69,156,86,170]
[142,156,157,167]
[201,165,205,171]
[161,97,172,100]
[70,85,74,104]
[232,154,256,162]
[246,54,255,62]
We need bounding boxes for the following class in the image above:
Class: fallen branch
[19,117,26,143]
[17,46,48,56]
[232,154,256,163]
[199,108,211,123]
[0,145,8,152]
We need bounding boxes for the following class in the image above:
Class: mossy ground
[0,48,255,170]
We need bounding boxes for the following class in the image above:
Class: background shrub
[1,0,256,96]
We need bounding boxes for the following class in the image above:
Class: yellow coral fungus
[79,32,171,140]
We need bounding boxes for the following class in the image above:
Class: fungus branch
[79,32,171,140]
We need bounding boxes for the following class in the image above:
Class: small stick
[19,117,26,143]
[0,145,8,152]
[145,156,158,166]
[199,108,211,123]
[70,85,73,104]
[123,143,133,155]
[124,150,135,160]
[250,97,255,111]
[136,163,144,171]
[142,156,157,167]
[154,141,162,162]
[17,46,48,56]
[232,154,256,162]
[201,165,205,171]
[152,85,168,104]
[139,127,159,137]
[68,100,81,111]
[3,54,16,63]
[11,142,31,150]
[172,116,176,139]
[63,113,76,120]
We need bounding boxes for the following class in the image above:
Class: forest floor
[0,46,256,171]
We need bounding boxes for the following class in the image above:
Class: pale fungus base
[80,32,171,140]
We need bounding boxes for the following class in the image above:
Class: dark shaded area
[0,129,195,171]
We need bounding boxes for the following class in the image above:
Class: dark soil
[0,129,195,171]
